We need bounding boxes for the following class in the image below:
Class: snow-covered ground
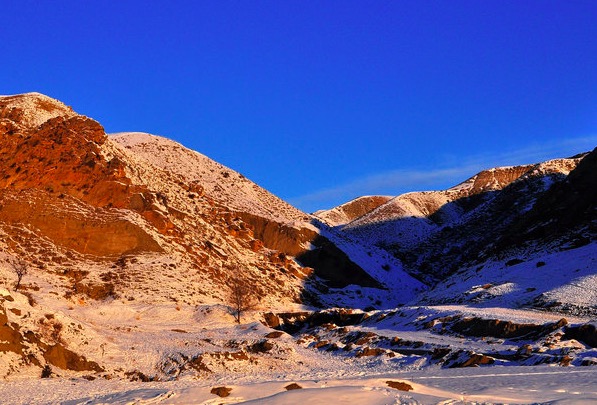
[3,271,595,405]
[315,221,426,308]
[418,241,597,315]
[1,366,596,404]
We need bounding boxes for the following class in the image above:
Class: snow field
[1,366,596,404]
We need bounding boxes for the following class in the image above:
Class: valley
[0,93,596,404]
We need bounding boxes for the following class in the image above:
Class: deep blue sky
[2,1,596,212]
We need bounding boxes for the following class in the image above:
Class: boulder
[211,387,232,397]
[386,381,413,391]
[43,343,103,372]
[564,324,597,348]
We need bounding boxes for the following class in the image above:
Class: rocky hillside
[0,93,395,300]
[320,149,597,319]
[497,148,597,251]
[0,93,400,378]
[388,155,592,284]
[323,156,586,280]
[110,132,314,254]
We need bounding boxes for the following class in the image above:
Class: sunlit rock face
[0,94,165,257]
[0,92,375,308]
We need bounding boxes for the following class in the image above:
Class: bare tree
[228,276,257,324]
[11,260,28,292]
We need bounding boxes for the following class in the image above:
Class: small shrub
[22,291,37,306]
[227,275,257,324]
[41,365,52,378]
[11,260,28,291]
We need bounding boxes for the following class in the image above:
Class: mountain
[321,150,597,316]
[107,132,418,297]
[321,157,584,279]
[0,93,419,379]
[0,92,401,302]
[1,93,596,400]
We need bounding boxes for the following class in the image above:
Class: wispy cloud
[288,165,482,210]
[289,135,597,212]
[475,136,597,167]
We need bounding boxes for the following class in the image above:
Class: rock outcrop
[0,96,171,258]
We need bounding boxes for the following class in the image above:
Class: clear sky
[2,1,596,212]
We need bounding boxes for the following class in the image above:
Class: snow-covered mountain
[0,93,419,379]
[0,93,408,300]
[320,160,581,253]
[0,93,310,306]
[319,150,597,316]
[311,162,594,313]
[1,93,596,403]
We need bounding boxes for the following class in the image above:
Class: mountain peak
[314,195,394,226]
[0,92,76,129]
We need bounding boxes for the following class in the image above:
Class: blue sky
[2,1,596,212]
